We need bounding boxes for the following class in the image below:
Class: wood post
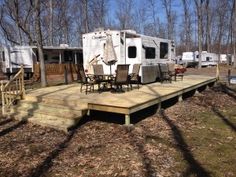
[1,81,5,115]
[216,63,220,81]
[178,95,183,102]
[125,114,130,125]
[87,109,90,116]
[157,103,162,112]
[195,89,200,94]
[21,65,25,99]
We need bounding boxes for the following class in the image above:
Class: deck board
[25,75,216,117]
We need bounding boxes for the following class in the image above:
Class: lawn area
[0,64,236,177]
[0,84,235,177]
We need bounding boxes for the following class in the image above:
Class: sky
[109,0,184,24]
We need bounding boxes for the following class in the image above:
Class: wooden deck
[17,75,216,129]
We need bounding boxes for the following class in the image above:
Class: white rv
[0,45,83,78]
[0,46,35,77]
[198,51,218,66]
[181,51,198,67]
[82,29,175,84]
[181,51,218,67]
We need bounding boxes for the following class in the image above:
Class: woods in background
[0,0,235,64]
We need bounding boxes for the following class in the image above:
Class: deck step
[14,111,81,132]
[11,99,87,132]
[13,100,86,119]
[24,95,88,108]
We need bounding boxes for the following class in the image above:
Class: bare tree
[34,0,47,87]
[81,0,89,33]
[0,0,47,86]
[0,0,35,45]
[194,0,203,68]
[115,0,135,30]
[146,0,159,36]
[205,0,211,52]
[90,0,108,29]
[233,0,236,67]
[181,0,192,51]
[162,0,176,40]
[49,0,53,45]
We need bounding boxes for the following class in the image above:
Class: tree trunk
[34,0,47,87]
[195,0,203,68]
[233,0,236,68]
[181,0,191,51]
[49,0,53,46]
[206,0,211,52]
[82,0,89,33]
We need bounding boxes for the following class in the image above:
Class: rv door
[126,38,141,72]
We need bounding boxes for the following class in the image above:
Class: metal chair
[129,64,141,89]
[78,65,96,94]
[111,64,130,92]
[159,63,172,83]
[167,63,177,81]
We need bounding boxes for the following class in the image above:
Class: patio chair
[111,64,130,92]
[78,65,96,94]
[159,63,172,83]
[168,63,185,81]
[93,64,113,91]
[129,64,141,89]
[167,63,178,81]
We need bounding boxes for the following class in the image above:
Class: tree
[162,0,176,40]
[205,0,211,52]
[34,0,47,87]
[0,0,47,86]
[115,0,135,30]
[233,0,236,67]
[194,0,203,68]
[181,0,192,51]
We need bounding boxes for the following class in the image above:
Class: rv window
[145,47,155,59]
[128,46,136,58]
[206,57,211,61]
[160,42,168,59]
[2,51,5,61]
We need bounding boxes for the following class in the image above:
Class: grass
[173,107,236,177]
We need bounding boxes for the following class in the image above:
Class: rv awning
[30,46,82,51]
[121,31,140,38]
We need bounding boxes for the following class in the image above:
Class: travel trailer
[82,29,175,84]
[0,45,83,78]
[180,51,198,67]
[181,51,218,67]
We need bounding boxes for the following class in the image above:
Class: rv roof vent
[60,44,69,47]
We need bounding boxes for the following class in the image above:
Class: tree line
[0,0,235,86]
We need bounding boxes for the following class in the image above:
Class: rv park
[0,0,236,177]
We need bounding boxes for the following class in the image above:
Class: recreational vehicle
[82,29,175,84]
[0,46,35,77]
[181,51,198,67]
[181,51,218,67]
[0,45,82,78]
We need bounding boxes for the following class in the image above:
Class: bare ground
[0,66,236,177]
